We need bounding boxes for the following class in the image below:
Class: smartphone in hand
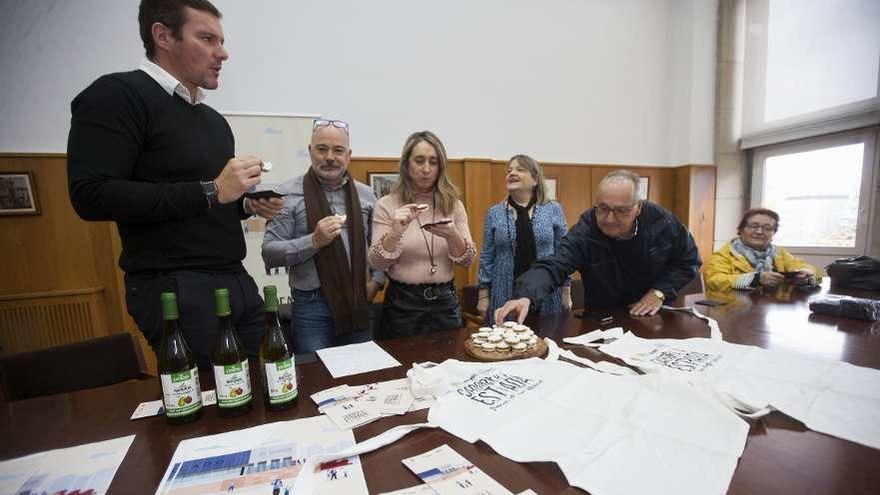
[421,219,453,229]
[244,190,284,200]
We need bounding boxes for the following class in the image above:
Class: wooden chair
[0,332,150,401]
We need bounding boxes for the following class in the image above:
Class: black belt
[388,279,454,301]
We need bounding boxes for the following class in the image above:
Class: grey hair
[598,169,641,202]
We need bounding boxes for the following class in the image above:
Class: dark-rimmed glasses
[313,119,350,134]
[594,203,638,217]
[744,223,776,233]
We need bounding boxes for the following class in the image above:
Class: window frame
[750,126,879,256]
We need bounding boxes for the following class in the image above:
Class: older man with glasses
[262,119,385,353]
[495,169,701,322]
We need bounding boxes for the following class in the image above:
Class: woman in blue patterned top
[477,155,571,321]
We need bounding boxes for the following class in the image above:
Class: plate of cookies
[463,322,548,361]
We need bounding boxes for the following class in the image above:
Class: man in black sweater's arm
[67,0,283,369]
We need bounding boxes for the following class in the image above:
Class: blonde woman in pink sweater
[369,131,476,338]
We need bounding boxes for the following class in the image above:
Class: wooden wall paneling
[446,160,468,289]
[675,165,717,270]
[0,155,101,294]
[542,164,591,227]
[462,159,494,286]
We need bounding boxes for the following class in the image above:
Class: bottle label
[160,368,203,418]
[265,358,298,404]
[213,360,252,408]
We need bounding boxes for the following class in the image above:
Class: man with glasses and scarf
[262,119,385,353]
[495,169,700,322]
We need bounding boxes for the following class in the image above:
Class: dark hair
[138,0,222,59]
[737,208,780,232]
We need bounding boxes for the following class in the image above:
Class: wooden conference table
[2,281,879,494]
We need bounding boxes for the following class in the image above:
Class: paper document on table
[0,434,135,495]
[402,444,513,495]
[317,341,402,378]
[380,484,438,494]
[155,415,367,495]
[563,327,624,346]
[131,389,217,419]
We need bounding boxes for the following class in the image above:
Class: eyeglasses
[594,203,638,217]
[744,223,776,232]
[313,119,350,134]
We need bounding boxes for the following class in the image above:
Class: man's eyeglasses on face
[744,223,776,233]
[594,203,637,217]
[313,119,350,134]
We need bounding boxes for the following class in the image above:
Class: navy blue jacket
[514,202,701,309]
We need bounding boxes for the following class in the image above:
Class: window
[751,128,878,255]
[742,0,880,148]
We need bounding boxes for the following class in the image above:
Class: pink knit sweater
[369,191,476,285]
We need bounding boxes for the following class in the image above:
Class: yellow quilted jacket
[705,241,822,292]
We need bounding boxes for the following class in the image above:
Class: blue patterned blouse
[478,200,570,318]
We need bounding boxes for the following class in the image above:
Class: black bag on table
[809,295,880,321]
[825,255,880,291]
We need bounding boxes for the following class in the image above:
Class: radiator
[0,288,107,354]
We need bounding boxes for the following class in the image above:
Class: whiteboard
[223,112,318,302]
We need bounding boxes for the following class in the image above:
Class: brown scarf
[303,168,369,334]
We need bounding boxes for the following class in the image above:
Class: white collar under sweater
[139,58,206,105]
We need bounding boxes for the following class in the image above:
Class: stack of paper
[311,378,434,430]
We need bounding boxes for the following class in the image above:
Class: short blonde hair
[392,131,460,216]
[507,154,550,205]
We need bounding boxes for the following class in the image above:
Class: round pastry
[479,327,493,333]
[480,342,495,351]
[503,321,518,329]
[487,334,503,343]
[496,342,510,351]
[513,342,527,351]
[528,336,538,345]
[513,324,529,333]
[504,335,520,345]
[261,161,273,172]
[473,338,485,345]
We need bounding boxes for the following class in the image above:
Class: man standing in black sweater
[67,0,283,368]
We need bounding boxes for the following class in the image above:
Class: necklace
[414,192,437,274]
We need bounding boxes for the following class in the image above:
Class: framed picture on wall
[545,177,558,201]
[638,176,650,201]
[369,172,398,199]
[0,172,40,215]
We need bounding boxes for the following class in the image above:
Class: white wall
[0,0,717,165]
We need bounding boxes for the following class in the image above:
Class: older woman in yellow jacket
[706,208,821,292]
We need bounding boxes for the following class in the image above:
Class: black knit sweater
[68,70,248,274]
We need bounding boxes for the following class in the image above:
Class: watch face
[201,181,218,196]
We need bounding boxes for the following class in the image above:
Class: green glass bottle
[260,285,298,411]
[211,288,253,417]
[158,292,202,425]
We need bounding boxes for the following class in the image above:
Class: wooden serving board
[463,338,548,362]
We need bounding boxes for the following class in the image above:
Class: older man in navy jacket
[495,169,701,322]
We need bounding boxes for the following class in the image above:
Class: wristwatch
[200,180,220,208]
[651,289,665,301]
